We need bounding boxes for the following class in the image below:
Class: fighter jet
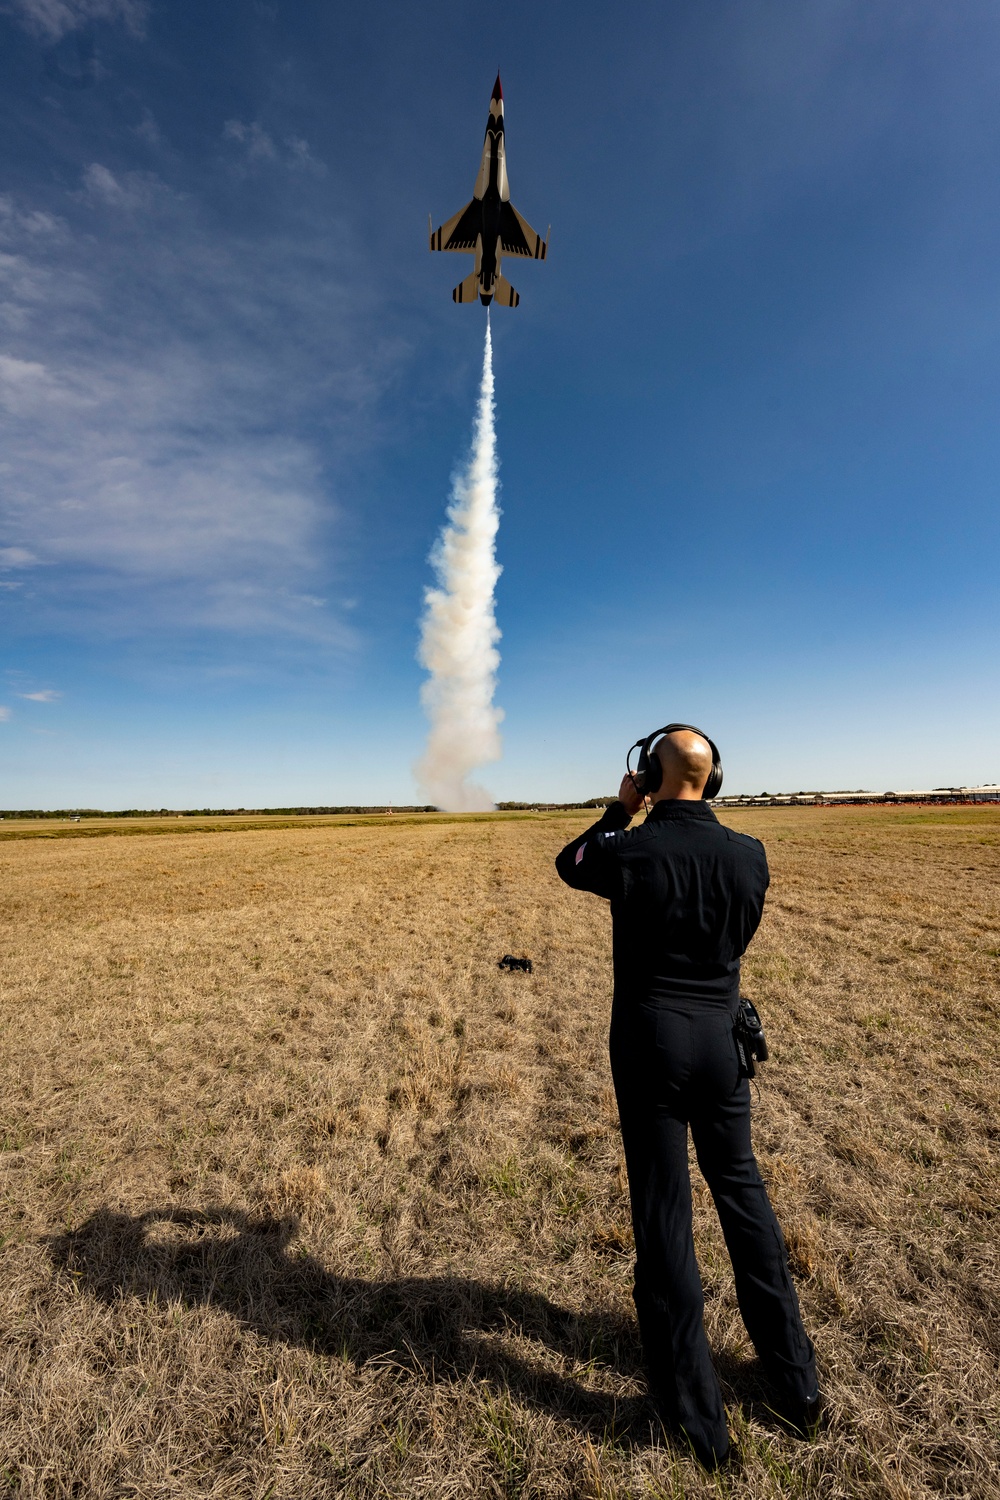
[430,74,549,308]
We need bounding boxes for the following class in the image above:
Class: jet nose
[491,72,503,102]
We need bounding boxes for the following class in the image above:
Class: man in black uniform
[555,725,819,1468]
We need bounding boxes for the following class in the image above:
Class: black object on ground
[498,954,533,973]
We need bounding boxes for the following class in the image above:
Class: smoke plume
[416,318,503,811]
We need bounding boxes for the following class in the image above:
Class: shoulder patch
[724,827,765,853]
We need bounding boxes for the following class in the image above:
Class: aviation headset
[627,723,724,801]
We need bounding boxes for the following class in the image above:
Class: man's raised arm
[554,776,645,898]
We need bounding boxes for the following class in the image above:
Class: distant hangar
[713,786,1000,808]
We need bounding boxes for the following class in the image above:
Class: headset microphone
[627,723,724,801]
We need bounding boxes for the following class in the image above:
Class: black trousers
[609,994,816,1462]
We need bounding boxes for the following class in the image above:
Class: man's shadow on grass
[44,1206,771,1447]
[46,1206,646,1436]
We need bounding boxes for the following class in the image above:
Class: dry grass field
[1,805,998,1498]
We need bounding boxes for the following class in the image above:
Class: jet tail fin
[494,273,519,308]
[452,271,481,304]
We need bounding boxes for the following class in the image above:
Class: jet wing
[430,200,481,253]
[498,202,548,260]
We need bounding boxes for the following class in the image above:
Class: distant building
[714,786,1000,808]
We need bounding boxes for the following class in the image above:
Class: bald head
[650,730,714,801]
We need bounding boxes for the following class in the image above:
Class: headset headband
[627,723,724,801]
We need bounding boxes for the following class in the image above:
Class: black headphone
[627,723,724,801]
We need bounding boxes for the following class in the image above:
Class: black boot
[648,1394,732,1471]
[769,1389,824,1440]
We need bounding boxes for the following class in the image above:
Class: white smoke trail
[416,317,503,811]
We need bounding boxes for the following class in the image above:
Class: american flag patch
[575,843,587,865]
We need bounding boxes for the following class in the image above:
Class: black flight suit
[556,799,816,1465]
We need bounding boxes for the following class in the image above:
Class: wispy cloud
[0,157,400,649]
[223,121,326,177]
[222,119,279,164]
[1,0,147,41]
[78,162,176,212]
[18,690,61,701]
[0,546,39,567]
[0,706,11,722]
[286,137,327,176]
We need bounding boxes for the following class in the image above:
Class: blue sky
[1,0,998,806]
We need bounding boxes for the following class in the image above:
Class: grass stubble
[0,805,997,1498]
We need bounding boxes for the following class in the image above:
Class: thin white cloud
[0,354,92,417]
[2,0,147,41]
[285,137,327,177]
[0,196,63,239]
[223,121,326,176]
[0,706,11,722]
[223,120,278,163]
[133,109,162,148]
[0,546,39,568]
[79,162,165,212]
[18,690,61,701]
[0,170,400,645]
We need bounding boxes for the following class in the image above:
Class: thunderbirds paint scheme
[430,74,548,308]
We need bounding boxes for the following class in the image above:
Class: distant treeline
[2,801,610,819]
[494,799,610,811]
[0,806,437,819]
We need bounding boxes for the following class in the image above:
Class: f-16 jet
[430,74,548,308]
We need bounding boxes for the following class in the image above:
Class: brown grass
[0,805,997,1497]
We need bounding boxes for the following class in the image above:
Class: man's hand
[617,772,646,817]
